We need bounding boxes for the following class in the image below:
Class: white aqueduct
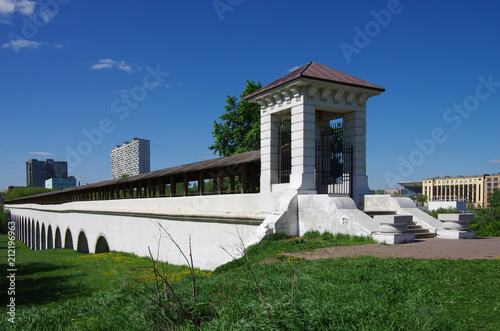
[6,62,475,270]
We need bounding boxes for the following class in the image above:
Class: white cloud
[30,151,55,156]
[288,66,301,73]
[91,58,134,73]
[488,160,500,163]
[2,38,45,51]
[16,0,35,16]
[0,0,16,15]
[0,0,36,24]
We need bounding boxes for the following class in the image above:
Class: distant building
[397,181,422,195]
[111,138,150,179]
[45,177,77,190]
[484,173,500,206]
[26,159,68,187]
[422,175,485,209]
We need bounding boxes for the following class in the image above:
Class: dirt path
[292,237,500,260]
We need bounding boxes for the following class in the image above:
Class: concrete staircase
[407,222,436,239]
[364,210,435,240]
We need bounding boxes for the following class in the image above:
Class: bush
[0,204,9,234]
[303,230,321,239]
[469,207,500,237]
[320,231,335,241]
[4,186,55,201]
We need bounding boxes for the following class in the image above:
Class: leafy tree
[4,186,56,201]
[415,194,428,204]
[0,203,10,233]
[488,188,500,209]
[210,80,262,157]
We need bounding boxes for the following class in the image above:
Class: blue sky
[1,0,499,191]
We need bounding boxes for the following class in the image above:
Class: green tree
[0,204,10,233]
[209,80,262,157]
[488,188,500,209]
[415,194,428,204]
[4,186,56,201]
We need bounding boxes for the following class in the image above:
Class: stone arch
[95,235,110,253]
[55,227,62,248]
[64,228,73,249]
[26,219,30,247]
[35,221,40,250]
[41,223,46,250]
[31,219,35,249]
[47,225,53,249]
[21,217,26,243]
[22,218,25,244]
[18,217,23,242]
[77,231,89,253]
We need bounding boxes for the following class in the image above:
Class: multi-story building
[26,159,68,187]
[111,138,150,179]
[484,173,500,206]
[45,177,77,190]
[422,175,485,208]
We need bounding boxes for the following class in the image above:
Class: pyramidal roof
[244,62,385,100]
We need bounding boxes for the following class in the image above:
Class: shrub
[0,204,9,234]
[320,231,335,241]
[303,230,321,239]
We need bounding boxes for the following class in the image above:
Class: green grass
[1,234,500,330]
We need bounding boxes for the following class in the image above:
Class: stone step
[363,210,397,217]
[415,232,436,239]
[373,215,413,224]
[409,228,431,234]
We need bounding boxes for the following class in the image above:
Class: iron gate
[315,124,353,196]
[279,119,292,183]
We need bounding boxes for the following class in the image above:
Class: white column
[343,110,371,206]
[289,104,316,192]
[260,112,280,193]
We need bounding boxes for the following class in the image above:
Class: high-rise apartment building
[111,138,150,179]
[26,159,68,187]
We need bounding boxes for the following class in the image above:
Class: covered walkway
[7,150,260,205]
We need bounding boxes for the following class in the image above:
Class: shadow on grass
[0,262,92,307]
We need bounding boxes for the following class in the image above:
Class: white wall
[428,201,466,211]
[9,207,260,270]
[6,193,283,270]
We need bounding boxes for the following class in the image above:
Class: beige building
[423,173,500,209]
[422,175,485,208]
[484,173,500,206]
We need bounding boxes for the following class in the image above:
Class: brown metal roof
[244,62,385,100]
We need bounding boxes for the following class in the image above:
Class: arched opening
[35,222,40,250]
[41,224,46,250]
[20,218,24,243]
[31,219,35,249]
[26,218,30,245]
[64,229,73,249]
[55,228,62,248]
[95,236,110,253]
[23,218,26,244]
[77,231,89,253]
[47,225,53,249]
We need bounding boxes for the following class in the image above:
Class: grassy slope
[1,234,500,330]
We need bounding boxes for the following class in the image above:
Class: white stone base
[437,230,476,239]
[372,232,415,244]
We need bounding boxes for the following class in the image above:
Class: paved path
[293,237,500,260]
